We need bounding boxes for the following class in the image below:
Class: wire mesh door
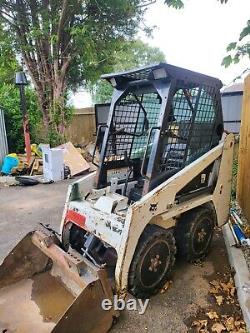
[159,84,218,174]
[104,90,161,164]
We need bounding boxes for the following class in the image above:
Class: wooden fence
[65,107,96,145]
[237,74,250,221]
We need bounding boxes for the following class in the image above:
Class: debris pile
[0,175,19,187]
[209,278,236,306]
[58,142,90,177]
[190,276,246,333]
[192,316,246,333]
[0,144,43,176]
[0,141,99,186]
[192,315,246,333]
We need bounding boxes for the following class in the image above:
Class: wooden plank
[65,113,96,145]
[74,107,95,115]
[237,74,250,221]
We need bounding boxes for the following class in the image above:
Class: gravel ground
[0,181,246,332]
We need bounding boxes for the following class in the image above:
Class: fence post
[237,74,250,220]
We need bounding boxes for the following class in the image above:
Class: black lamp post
[15,72,31,163]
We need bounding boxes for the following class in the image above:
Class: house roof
[221,82,244,96]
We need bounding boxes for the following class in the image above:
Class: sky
[72,0,250,107]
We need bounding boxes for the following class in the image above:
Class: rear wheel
[128,225,176,299]
[175,207,215,262]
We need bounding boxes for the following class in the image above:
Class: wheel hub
[197,228,207,242]
[148,254,162,272]
[140,240,171,288]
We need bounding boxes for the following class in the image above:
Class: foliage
[222,20,250,67]
[0,24,19,83]
[92,40,166,103]
[164,0,228,9]
[47,100,74,147]
[0,0,152,138]
[0,84,41,152]
[164,0,184,9]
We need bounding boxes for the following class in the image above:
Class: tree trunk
[23,52,69,142]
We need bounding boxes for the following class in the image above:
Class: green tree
[164,0,228,9]
[0,84,41,152]
[0,23,42,152]
[222,20,250,67]
[0,0,153,141]
[92,40,166,103]
[0,24,19,83]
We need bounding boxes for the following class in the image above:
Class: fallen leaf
[226,296,235,304]
[211,322,226,333]
[220,282,230,293]
[229,277,234,285]
[210,280,221,288]
[230,287,236,296]
[210,287,220,294]
[215,295,224,306]
[234,320,241,328]
[221,315,228,319]
[225,317,235,331]
[206,311,219,320]
[160,280,172,294]
[233,329,247,333]
[192,319,208,331]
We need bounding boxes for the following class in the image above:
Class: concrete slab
[223,223,250,332]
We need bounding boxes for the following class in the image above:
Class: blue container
[233,224,246,243]
[1,156,19,174]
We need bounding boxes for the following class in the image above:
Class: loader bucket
[0,231,117,333]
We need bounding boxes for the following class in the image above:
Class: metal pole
[19,85,31,164]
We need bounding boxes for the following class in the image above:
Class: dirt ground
[0,180,245,332]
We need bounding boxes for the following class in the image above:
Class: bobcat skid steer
[0,63,234,333]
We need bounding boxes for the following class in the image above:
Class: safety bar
[92,124,108,167]
[140,126,160,178]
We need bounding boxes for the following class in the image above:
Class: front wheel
[175,207,215,262]
[128,225,176,299]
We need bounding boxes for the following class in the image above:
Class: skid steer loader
[0,63,234,333]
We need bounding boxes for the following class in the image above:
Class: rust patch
[0,272,75,333]
[31,271,74,323]
[0,278,54,333]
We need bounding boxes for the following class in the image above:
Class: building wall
[0,108,8,165]
[221,93,243,134]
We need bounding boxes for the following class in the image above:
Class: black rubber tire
[128,225,176,299]
[175,207,215,262]
[15,176,39,186]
